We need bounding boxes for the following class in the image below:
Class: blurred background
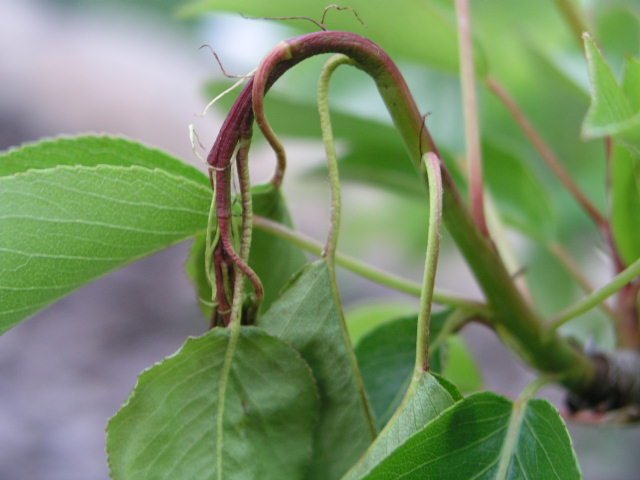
[0,0,638,479]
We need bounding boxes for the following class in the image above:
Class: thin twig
[485,76,607,229]
[241,4,364,32]
[551,257,640,330]
[252,215,489,315]
[455,0,488,236]
[548,242,621,323]
[199,44,254,79]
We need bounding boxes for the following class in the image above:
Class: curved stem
[455,0,488,236]
[415,153,444,371]
[551,257,640,330]
[318,54,354,263]
[211,31,607,402]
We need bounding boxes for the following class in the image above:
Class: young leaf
[107,327,319,480]
[611,144,640,265]
[354,313,451,429]
[344,372,460,480]
[582,34,640,141]
[363,392,582,479]
[259,260,376,480]
[0,165,210,333]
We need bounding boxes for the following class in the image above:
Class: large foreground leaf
[364,392,582,479]
[0,165,210,333]
[260,260,376,480]
[108,327,319,480]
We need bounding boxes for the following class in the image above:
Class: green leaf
[354,312,451,429]
[364,392,582,480]
[107,327,319,480]
[249,183,308,310]
[582,34,640,141]
[259,260,376,480]
[0,165,210,333]
[484,141,556,241]
[343,372,460,480]
[183,1,464,72]
[0,135,208,186]
[611,143,640,264]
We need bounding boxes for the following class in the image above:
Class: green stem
[415,153,444,371]
[551,257,640,330]
[252,215,487,313]
[317,54,379,438]
[318,55,354,263]
[455,0,488,236]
